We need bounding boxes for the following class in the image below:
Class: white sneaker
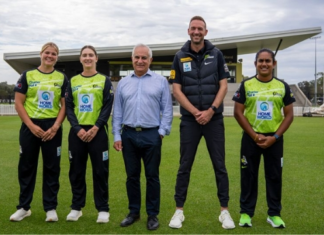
[169,210,185,228]
[10,208,31,221]
[96,211,110,223]
[45,209,58,222]
[66,210,82,221]
[219,210,235,229]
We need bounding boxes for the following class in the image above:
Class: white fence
[0,104,310,117]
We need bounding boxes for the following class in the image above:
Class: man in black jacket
[168,16,235,230]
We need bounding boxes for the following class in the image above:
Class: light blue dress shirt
[112,69,173,142]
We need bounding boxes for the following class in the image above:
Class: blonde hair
[41,42,59,55]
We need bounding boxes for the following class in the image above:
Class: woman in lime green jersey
[65,45,114,223]
[11,42,68,222]
[232,48,295,229]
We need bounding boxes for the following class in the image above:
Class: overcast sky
[0,0,323,85]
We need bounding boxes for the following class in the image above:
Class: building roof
[3,27,322,74]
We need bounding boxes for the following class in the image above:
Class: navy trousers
[121,126,162,216]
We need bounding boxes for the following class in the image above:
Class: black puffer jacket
[174,40,226,119]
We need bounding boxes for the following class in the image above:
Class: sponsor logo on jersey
[180,57,193,62]
[72,85,81,92]
[29,81,40,87]
[224,64,229,72]
[79,94,93,112]
[183,62,192,72]
[93,84,103,89]
[38,91,54,109]
[273,92,282,97]
[102,151,108,161]
[169,70,175,79]
[54,83,61,88]
[204,54,214,59]
[57,146,61,157]
[247,91,258,97]
[257,101,273,120]
[15,83,22,89]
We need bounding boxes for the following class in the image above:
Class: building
[3,27,322,108]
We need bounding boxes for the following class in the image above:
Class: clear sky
[0,0,323,85]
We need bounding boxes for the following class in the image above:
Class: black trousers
[17,119,62,212]
[68,126,109,212]
[174,119,230,208]
[121,126,162,216]
[240,132,283,217]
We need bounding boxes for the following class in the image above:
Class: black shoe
[147,215,159,230]
[120,214,140,227]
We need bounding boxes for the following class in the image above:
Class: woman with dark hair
[65,45,114,223]
[11,42,68,222]
[232,48,295,228]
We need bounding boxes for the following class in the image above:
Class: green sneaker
[267,216,285,228]
[239,213,252,227]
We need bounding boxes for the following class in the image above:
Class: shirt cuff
[158,128,166,137]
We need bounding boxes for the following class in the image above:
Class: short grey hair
[132,43,153,58]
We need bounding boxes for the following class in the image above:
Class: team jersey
[14,68,68,119]
[65,73,114,130]
[232,76,295,133]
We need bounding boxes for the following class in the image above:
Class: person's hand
[41,127,57,142]
[256,134,275,149]
[113,141,123,151]
[41,122,61,142]
[81,126,99,142]
[77,128,87,141]
[29,124,45,139]
[195,109,213,125]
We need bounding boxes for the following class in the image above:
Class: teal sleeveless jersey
[69,73,107,125]
[233,76,295,133]
[22,69,66,119]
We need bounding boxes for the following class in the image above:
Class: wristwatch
[273,134,280,141]
[210,105,217,113]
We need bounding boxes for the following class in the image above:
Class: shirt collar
[131,69,153,78]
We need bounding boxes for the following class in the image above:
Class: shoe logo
[204,61,212,65]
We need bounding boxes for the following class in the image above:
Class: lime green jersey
[14,69,67,119]
[68,73,108,125]
[232,76,295,133]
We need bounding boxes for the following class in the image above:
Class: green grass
[0,116,323,234]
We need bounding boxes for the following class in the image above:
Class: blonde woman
[11,42,67,222]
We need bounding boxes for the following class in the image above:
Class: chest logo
[183,62,192,72]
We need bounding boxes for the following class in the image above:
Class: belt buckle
[135,127,142,131]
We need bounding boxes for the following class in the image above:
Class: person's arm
[14,72,45,138]
[15,92,45,138]
[65,79,83,135]
[234,101,259,140]
[173,83,200,116]
[112,82,123,151]
[83,77,114,143]
[158,77,173,137]
[257,104,294,149]
[196,78,228,124]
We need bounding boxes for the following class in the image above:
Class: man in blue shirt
[112,43,173,230]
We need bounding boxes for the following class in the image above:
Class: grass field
[0,116,323,234]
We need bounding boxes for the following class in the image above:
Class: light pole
[317,72,324,102]
[310,36,321,105]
